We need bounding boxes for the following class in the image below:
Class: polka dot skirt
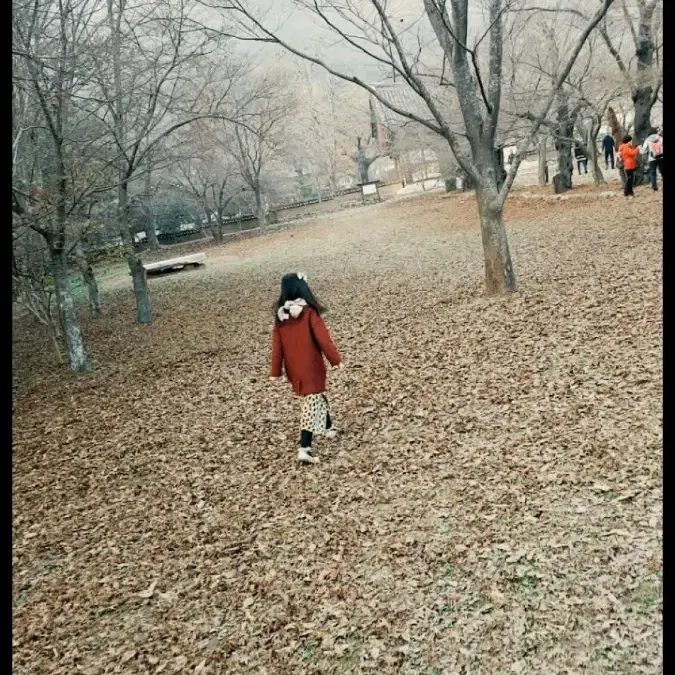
[300,394,330,435]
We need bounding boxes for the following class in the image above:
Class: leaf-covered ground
[13,188,662,674]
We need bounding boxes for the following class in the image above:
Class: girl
[618,134,641,197]
[269,272,342,464]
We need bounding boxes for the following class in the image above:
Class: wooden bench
[142,252,207,276]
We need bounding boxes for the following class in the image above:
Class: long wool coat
[270,305,341,396]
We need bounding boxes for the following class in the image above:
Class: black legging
[299,396,332,448]
[604,149,615,169]
[648,158,663,190]
[624,169,635,196]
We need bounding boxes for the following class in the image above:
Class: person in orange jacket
[269,272,343,464]
[617,134,641,197]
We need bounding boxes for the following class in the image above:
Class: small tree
[226,74,296,229]
[171,123,242,242]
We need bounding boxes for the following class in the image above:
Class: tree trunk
[255,188,267,229]
[394,156,405,187]
[75,242,101,317]
[119,181,152,324]
[143,166,160,251]
[404,161,414,185]
[212,212,224,244]
[144,166,159,251]
[554,98,575,192]
[555,143,574,191]
[128,255,151,322]
[606,106,625,146]
[633,88,654,145]
[476,187,517,295]
[145,220,160,250]
[586,119,606,187]
[631,89,652,186]
[538,138,548,186]
[50,245,91,372]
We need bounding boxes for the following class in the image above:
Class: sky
[199,0,487,83]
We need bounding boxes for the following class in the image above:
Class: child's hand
[269,376,280,382]
[332,362,344,371]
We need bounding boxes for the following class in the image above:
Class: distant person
[602,134,616,169]
[269,272,342,465]
[641,126,663,191]
[618,134,641,197]
[574,143,588,174]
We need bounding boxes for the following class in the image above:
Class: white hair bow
[297,272,308,282]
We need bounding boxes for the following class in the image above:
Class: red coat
[270,307,341,396]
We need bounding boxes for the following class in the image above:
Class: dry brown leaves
[13,188,662,674]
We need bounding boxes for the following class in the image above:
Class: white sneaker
[297,448,319,464]
[325,428,340,440]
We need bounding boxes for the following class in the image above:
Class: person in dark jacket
[602,134,616,169]
[574,143,588,175]
[270,272,342,464]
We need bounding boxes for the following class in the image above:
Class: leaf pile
[13,190,662,674]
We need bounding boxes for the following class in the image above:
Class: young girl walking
[269,272,342,464]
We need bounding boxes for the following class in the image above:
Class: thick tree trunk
[50,245,91,372]
[128,255,151,323]
[119,181,152,324]
[555,143,574,191]
[255,189,267,229]
[633,88,654,145]
[554,92,579,191]
[75,242,101,317]
[538,138,548,186]
[606,106,625,146]
[554,117,574,191]
[630,89,653,187]
[476,187,517,295]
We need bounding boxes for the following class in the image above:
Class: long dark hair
[274,273,326,324]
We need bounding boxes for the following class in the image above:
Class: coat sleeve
[309,310,341,367]
[270,325,284,377]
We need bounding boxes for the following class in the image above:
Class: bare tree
[290,65,371,192]
[12,226,64,362]
[12,0,106,371]
[505,15,627,191]
[224,74,296,229]
[92,0,243,323]
[205,0,615,295]
[171,133,241,243]
[599,0,662,143]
